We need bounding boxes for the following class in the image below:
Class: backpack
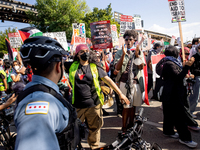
[16,84,82,150]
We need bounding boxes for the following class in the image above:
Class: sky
[0,0,200,42]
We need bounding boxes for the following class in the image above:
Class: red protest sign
[120,15,133,22]
[90,20,113,50]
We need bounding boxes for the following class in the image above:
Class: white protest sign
[168,0,186,23]
[43,32,68,50]
[8,32,22,48]
[120,15,133,35]
[72,23,86,51]
[170,35,176,46]
[111,25,119,46]
[134,15,142,30]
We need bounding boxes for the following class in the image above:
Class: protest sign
[111,25,119,46]
[72,23,86,51]
[170,35,176,46]
[90,20,113,50]
[168,0,186,23]
[142,32,148,50]
[8,32,22,48]
[120,15,133,35]
[134,15,142,30]
[151,54,165,82]
[43,31,68,50]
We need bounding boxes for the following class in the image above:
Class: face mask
[14,66,19,71]
[80,52,89,61]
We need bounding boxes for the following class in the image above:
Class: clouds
[147,22,200,42]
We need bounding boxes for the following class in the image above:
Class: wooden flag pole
[178,21,185,62]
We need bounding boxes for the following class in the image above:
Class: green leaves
[26,1,119,40]
[83,3,120,38]
[0,28,16,58]
[27,0,89,40]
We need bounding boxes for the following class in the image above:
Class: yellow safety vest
[69,61,104,105]
[0,69,6,91]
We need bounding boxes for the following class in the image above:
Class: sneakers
[163,132,179,138]
[179,139,197,148]
[188,126,200,131]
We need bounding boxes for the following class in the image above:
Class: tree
[83,3,120,38]
[0,27,16,58]
[26,0,90,40]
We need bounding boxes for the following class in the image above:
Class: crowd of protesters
[0,32,200,149]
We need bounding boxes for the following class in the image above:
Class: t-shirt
[120,58,131,83]
[64,62,107,108]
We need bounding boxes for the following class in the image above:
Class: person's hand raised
[122,44,127,55]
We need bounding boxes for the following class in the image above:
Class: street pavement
[1,95,200,150]
[82,99,200,150]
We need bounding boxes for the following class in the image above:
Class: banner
[120,15,133,35]
[43,31,68,50]
[8,32,22,48]
[90,20,113,50]
[111,25,119,46]
[168,0,186,23]
[134,15,142,30]
[151,54,165,82]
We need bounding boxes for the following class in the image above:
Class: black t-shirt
[64,62,107,108]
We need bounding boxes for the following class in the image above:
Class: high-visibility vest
[0,69,6,91]
[69,61,104,105]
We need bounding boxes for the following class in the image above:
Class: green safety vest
[0,69,6,91]
[69,61,104,105]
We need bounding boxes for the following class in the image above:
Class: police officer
[14,36,76,150]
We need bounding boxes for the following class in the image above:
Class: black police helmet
[20,36,67,69]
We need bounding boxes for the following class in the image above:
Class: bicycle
[95,108,162,150]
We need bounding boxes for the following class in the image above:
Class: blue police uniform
[14,75,69,150]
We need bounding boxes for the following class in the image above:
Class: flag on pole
[18,27,43,42]
[5,38,13,60]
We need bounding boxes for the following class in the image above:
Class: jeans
[188,76,200,114]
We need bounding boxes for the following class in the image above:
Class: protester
[0,66,7,97]
[188,38,200,59]
[187,42,192,49]
[160,46,197,148]
[188,43,200,119]
[64,44,129,149]
[10,60,26,85]
[3,59,13,94]
[146,41,164,93]
[109,48,122,116]
[114,29,144,132]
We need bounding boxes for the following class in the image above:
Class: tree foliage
[83,3,120,38]
[26,0,90,40]
[0,27,16,58]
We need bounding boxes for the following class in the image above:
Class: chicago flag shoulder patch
[25,101,49,115]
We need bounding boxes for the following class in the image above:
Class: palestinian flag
[18,27,43,42]
[5,38,13,60]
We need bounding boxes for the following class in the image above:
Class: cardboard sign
[168,0,186,23]
[90,20,113,50]
[43,31,68,51]
[111,25,119,46]
[8,32,22,48]
[120,15,133,35]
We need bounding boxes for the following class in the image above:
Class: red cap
[75,44,89,55]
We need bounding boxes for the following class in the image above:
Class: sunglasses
[185,53,190,55]
[125,38,134,42]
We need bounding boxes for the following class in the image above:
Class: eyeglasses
[125,38,134,42]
